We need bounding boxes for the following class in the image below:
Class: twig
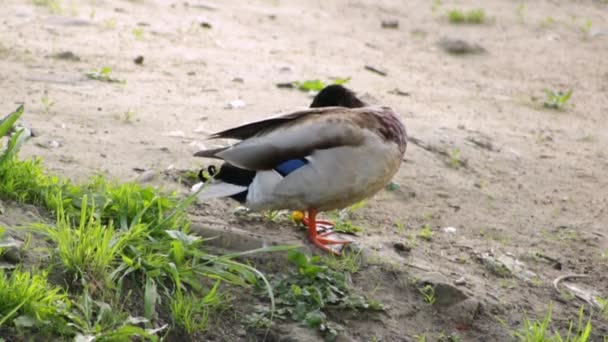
[552,274,589,294]
[364,65,388,76]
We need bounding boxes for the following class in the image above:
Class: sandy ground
[1,0,608,341]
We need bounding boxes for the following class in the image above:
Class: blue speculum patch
[274,158,309,176]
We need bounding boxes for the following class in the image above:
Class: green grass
[513,305,592,342]
[30,195,148,289]
[418,284,436,305]
[447,9,486,24]
[418,225,434,241]
[0,269,68,327]
[0,105,292,338]
[170,281,223,334]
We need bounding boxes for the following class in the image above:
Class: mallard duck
[194,85,407,254]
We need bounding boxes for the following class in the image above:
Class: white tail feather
[193,181,248,200]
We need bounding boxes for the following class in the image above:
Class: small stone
[50,51,80,61]
[419,272,471,307]
[443,226,458,234]
[164,130,185,137]
[2,247,23,263]
[35,140,61,149]
[226,99,246,109]
[438,37,486,54]
[393,241,411,253]
[200,21,212,29]
[135,170,156,183]
[454,276,466,286]
[232,77,244,83]
[381,20,399,29]
[133,55,144,65]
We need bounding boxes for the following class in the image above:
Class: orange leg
[305,208,350,255]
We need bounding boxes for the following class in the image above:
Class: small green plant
[447,9,485,24]
[85,67,125,83]
[513,304,592,342]
[41,94,55,114]
[418,225,433,241]
[132,28,144,40]
[544,89,573,110]
[116,109,135,123]
[431,0,442,15]
[293,77,350,92]
[246,250,382,340]
[419,284,436,305]
[516,4,526,23]
[321,249,362,273]
[448,148,462,168]
[581,19,592,36]
[597,296,608,320]
[66,289,161,341]
[170,281,222,335]
[32,0,62,14]
[103,18,117,29]
[395,222,407,235]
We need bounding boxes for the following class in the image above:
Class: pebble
[226,99,246,109]
[393,241,411,253]
[454,276,466,286]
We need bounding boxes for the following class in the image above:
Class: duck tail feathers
[193,181,248,200]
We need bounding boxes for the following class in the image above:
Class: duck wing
[194,107,367,170]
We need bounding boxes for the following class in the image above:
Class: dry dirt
[1,0,608,341]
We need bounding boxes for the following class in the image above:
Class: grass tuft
[447,9,486,24]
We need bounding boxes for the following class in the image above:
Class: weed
[132,28,144,40]
[293,77,350,92]
[395,221,407,235]
[447,9,485,24]
[31,0,62,14]
[581,19,592,36]
[41,95,55,114]
[431,0,442,15]
[66,289,162,341]
[321,249,362,273]
[418,225,433,241]
[448,148,462,168]
[513,304,592,342]
[247,250,382,340]
[86,67,125,83]
[170,281,222,335]
[116,109,135,123]
[597,297,608,320]
[414,335,427,342]
[544,89,573,110]
[0,268,68,328]
[516,4,525,23]
[419,284,436,305]
[30,195,147,289]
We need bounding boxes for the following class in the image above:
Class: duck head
[310,84,365,108]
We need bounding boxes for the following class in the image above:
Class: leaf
[287,250,308,269]
[74,334,95,342]
[0,105,24,138]
[144,277,158,323]
[0,235,21,248]
[165,230,200,246]
[294,79,325,92]
[13,315,36,328]
[304,310,325,328]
